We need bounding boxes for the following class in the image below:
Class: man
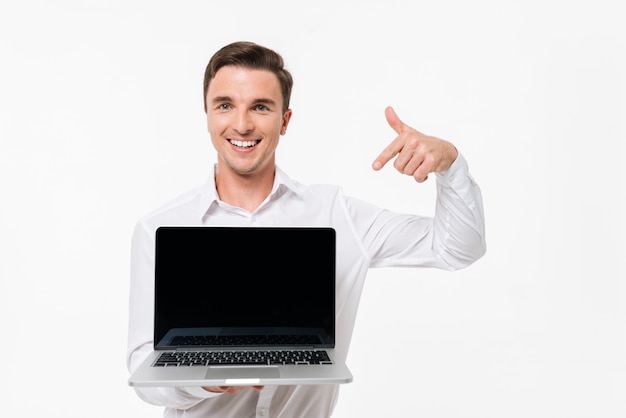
[127,41,486,417]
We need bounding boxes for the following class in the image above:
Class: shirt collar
[197,164,302,221]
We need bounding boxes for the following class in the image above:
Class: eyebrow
[211,96,277,107]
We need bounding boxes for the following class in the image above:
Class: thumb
[385,106,405,134]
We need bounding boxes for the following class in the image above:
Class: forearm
[431,153,486,269]
[127,221,221,409]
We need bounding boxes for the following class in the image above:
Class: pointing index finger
[372,106,404,170]
[372,135,403,170]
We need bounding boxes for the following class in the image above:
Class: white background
[1,1,624,417]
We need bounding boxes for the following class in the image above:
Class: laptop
[128,226,353,387]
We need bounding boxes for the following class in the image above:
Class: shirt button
[258,407,267,416]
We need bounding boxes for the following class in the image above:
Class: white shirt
[127,154,486,418]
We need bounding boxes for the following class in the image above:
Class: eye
[255,104,268,112]
[218,103,231,110]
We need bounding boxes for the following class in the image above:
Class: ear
[280,109,293,135]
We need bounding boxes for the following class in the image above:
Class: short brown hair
[203,41,293,113]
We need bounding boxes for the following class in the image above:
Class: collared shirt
[127,154,486,418]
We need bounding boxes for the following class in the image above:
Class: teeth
[230,139,258,148]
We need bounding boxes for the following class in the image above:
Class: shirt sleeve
[346,152,486,270]
[127,220,222,409]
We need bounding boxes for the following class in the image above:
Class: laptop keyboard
[153,350,332,367]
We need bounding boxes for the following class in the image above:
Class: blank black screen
[154,226,336,347]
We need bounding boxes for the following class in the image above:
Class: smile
[229,139,260,148]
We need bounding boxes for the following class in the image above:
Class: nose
[232,109,253,135]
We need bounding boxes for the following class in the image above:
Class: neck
[214,164,275,213]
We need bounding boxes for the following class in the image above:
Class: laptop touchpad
[207,366,280,380]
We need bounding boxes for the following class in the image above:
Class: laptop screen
[154,226,336,349]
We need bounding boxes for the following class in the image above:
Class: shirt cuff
[435,152,470,188]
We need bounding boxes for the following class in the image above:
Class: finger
[373,107,410,170]
[219,386,237,394]
[412,155,435,183]
[413,167,430,183]
[401,153,424,177]
[223,386,243,395]
[203,386,227,393]
[203,386,242,395]
[386,107,425,137]
[372,135,404,171]
[384,106,405,135]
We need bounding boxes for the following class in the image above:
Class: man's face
[205,66,292,177]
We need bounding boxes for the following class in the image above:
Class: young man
[127,41,486,417]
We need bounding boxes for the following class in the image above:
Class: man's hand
[203,386,264,395]
[372,106,458,182]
